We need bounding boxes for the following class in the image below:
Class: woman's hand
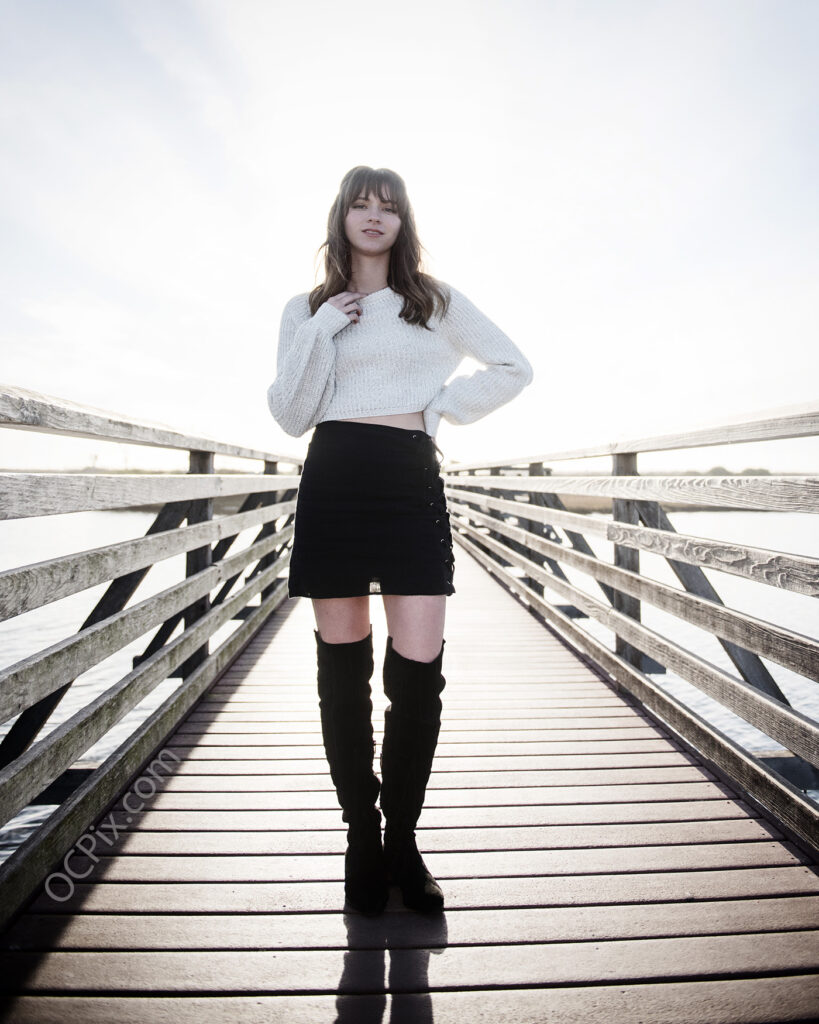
[327,291,365,324]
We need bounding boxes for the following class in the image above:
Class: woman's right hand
[327,291,365,324]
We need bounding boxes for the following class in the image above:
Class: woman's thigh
[381,594,446,662]
[311,596,371,643]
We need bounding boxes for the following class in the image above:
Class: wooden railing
[0,385,301,928]
[441,402,819,854]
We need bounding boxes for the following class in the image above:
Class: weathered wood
[4,979,819,1024]
[7,895,817,951]
[0,472,300,520]
[0,554,289,830]
[44,817,776,853]
[3,931,819,993]
[0,530,290,723]
[445,399,819,469]
[448,484,609,536]
[635,500,791,701]
[101,798,747,829]
[25,864,819,915]
[457,533,819,853]
[0,384,294,463]
[456,501,819,682]
[449,472,819,512]
[612,453,642,667]
[605,514,819,597]
[0,500,196,769]
[178,451,214,677]
[0,580,288,932]
[62,840,803,884]
[0,499,293,622]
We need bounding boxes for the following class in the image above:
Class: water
[1,508,816,863]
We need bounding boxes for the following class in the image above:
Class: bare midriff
[339,412,426,431]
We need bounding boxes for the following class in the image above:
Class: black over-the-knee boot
[314,626,388,915]
[380,635,446,912]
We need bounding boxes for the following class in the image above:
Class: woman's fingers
[327,291,365,323]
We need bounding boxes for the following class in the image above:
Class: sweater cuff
[312,300,353,336]
[423,406,443,438]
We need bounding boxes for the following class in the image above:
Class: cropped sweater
[266,283,533,439]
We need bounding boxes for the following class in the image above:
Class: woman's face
[344,190,402,256]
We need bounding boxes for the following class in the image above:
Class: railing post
[522,462,547,597]
[260,459,281,602]
[612,452,642,668]
[179,449,214,676]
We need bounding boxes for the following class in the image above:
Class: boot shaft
[379,636,446,830]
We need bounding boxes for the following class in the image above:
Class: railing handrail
[0,384,301,464]
[443,398,819,471]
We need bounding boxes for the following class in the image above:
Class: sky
[1,0,817,472]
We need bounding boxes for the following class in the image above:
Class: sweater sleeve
[266,296,352,437]
[422,285,534,438]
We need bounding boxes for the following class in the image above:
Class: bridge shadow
[334,909,449,1022]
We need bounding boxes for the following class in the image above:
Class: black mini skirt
[287,420,456,599]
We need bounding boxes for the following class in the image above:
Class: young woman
[266,166,533,916]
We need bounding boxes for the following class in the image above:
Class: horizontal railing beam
[0,473,301,520]
[0,385,296,463]
[443,400,819,471]
[448,473,819,513]
[445,482,819,598]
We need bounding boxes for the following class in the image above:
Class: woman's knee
[312,596,370,643]
[382,594,446,662]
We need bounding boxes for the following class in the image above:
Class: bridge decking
[1,550,818,1022]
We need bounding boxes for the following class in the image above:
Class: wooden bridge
[0,385,818,1022]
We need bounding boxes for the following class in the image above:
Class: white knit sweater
[266,283,533,438]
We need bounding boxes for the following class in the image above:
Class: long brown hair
[308,166,450,330]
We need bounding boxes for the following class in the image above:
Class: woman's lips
[363,229,382,236]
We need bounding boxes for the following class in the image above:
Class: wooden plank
[3,931,819,992]
[93,799,758,831]
[171,732,672,750]
[187,708,638,724]
[63,818,780,853]
[4,896,816,952]
[0,534,288,722]
[108,780,729,807]
[23,866,819,915]
[159,717,657,735]
[161,745,692,770]
[0,500,292,622]
[4,978,819,1024]
[62,841,803,884]
[0,384,292,463]
[450,472,819,512]
[0,472,300,520]
[160,765,712,787]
